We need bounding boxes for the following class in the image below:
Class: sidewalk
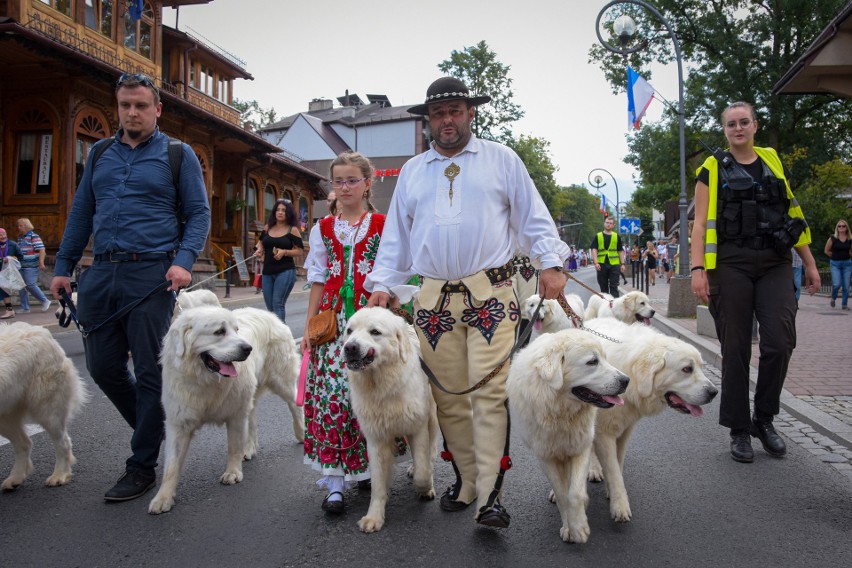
[621,269,852,455]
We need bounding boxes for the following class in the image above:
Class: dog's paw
[358,515,385,533]
[416,486,436,500]
[611,499,632,523]
[242,448,257,462]
[1,477,24,492]
[548,489,556,503]
[560,522,591,543]
[148,493,175,514]
[44,472,72,487]
[587,465,604,483]
[220,470,243,485]
[406,464,414,478]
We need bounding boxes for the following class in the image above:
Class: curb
[651,312,852,451]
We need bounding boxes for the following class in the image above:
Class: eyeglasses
[724,118,754,130]
[839,225,848,229]
[117,73,156,89]
[331,178,367,189]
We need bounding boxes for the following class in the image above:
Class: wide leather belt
[440,261,514,294]
[94,251,174,263]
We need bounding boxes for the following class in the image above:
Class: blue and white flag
[599,193,607,213]
[627,66,655,130]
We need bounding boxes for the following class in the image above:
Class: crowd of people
[1,67,844,531]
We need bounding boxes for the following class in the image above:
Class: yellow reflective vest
[596,232,620,265]
[697,146,811,270]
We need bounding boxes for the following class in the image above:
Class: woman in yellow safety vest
[690,101,820,465]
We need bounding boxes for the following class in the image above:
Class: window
[124,2,154,59]
[246,178,259,225]
[11,108,56,198]
[264,183,277,221]
[84,0,113,38]
[217,77,229,104]
[74,110,110,188]
[224,178,235,231]
[39,0,72,17]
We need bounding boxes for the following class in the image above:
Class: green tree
[590,0,852,204]
[507,135,559,209]
[792,157,852,268]
[233,98,278,130]
[438,40,524,142]
[550,185,606,248]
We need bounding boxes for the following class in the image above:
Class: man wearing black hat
[366,77,568,528]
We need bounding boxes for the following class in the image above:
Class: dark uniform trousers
[597,261,621,297]
[708,244,797,430]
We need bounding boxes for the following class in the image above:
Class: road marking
[0,425,45,447]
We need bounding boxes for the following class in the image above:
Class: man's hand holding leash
[540,267,568,300]
[166,265,191,292]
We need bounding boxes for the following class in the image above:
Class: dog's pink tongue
[602,395,625,406]
[217,360,238,377]
[534,320,543,331]
[670,394,703,416]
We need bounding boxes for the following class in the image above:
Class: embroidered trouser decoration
[415,278,518,511]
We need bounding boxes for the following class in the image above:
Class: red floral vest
[318,213,385,313]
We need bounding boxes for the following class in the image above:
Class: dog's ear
[634,351,666,398]
[533,344,565,390]
[173,318,195,358]
[396,325,409,364]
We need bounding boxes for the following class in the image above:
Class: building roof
[261,101,420,133]
[773,1,852,97]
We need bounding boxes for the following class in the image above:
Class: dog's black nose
[617,374,630,392]
[706,385,719,399]
[241,345,253,357]
[344,342,359,356]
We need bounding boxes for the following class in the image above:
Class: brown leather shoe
[476,501,511,528]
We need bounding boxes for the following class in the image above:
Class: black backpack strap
[90,137,116,169]
[166,137,183,189]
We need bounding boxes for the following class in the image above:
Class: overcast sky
[164,0,681,203]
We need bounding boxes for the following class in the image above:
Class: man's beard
[434,126,471,152]
[124,127,144,140]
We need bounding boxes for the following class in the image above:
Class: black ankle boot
[730,430,754,463]
[751,415,786,457]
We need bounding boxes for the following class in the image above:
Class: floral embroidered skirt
[303,310,370,481]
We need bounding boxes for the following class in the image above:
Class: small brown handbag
[307,305,338,346]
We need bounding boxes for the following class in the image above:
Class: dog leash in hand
[386,298,545,396]
[555,292,622,344]
[60,280,172,338]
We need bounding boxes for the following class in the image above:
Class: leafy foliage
[550,185,609,248]
[438,41,525,143]
[506,135,560,209]
[233,98,278,130]
[590,0,852,233]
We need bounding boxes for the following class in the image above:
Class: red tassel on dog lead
[500,456,513,471]
[440,450,454,462]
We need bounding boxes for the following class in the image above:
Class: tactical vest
[698,146,811,269]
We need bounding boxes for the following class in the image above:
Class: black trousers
[77,259,175,472]
[708,244,796,430]
[597,263,621,297]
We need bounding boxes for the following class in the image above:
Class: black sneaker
[477,501,511,528]
[104,469,156,502]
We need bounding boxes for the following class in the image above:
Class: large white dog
[342,307,438,533]
[149,306,302,514]
[582,318,718,522]
[0,322,88,491]
[584,291,655,325]
[507,329,628,543]
[523,293,584,342]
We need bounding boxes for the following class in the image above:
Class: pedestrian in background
[16,218,52,313]
[50,72,210,502]
[643,240,658,286]
[791,248,803,302]
[691,101,820,464]
[254,199,303,323]
[824,219,851,310]
[0,227,24,318]
[591,217,624,296]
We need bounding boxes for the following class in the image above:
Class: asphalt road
[2,276,851,567]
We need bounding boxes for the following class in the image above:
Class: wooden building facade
[0,0,325,282]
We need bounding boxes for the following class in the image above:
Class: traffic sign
[619,218,641,235]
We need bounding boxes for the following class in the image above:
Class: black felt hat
[407,77,492,116]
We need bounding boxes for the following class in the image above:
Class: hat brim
[407,95,491,116]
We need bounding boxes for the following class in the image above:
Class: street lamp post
[595,0,696,317]
[587,168,619,229]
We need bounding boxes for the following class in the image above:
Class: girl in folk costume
[301,151,390,514]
